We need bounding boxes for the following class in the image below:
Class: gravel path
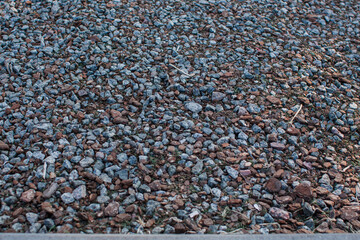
[0,0,360,235]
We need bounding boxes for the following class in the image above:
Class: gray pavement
[1,234,360,240]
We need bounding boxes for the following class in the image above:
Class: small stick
[169,63,195,77]
[289,104,302,125]
[342,165,351,172]
[43,162,47,179]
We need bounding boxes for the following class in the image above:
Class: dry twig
[169,63,195,77]
[43,162,47,179]
[289,104,302,125]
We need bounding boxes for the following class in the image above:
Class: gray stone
[225,166,238,179]
[185,102,202,113]
[26,213,39,224]
[72,185,86,200]
[61,193,75,204]
[192,160,203,175]
[43,182,59,198]
[80,157,94,167]
[212,92,226,101]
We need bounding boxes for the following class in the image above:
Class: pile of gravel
[0,0,360,234]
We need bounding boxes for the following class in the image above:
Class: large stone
[294,183,313,200]
[20,189,35,202]
[115,213,131,222]
[174,223,187,233]
[266,95,281,105]
[185,102,202,113]
[269,207,291,220]
[0,141,9,150]
[265,178,282,193]
[192,160,203,175]
[61,193,75,204]
[43,182,59,198]
[41,202,55,214]
[212,91,226,101]
[270,142,286,151]
[72,185,86,200]
[287,127,301,135]
[340,206,360,221]
[104,202,120,217]
[225,166,238,179]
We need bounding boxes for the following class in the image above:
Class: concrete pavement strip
[1,234,360,240]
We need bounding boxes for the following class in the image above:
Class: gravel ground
[0,0,360,235]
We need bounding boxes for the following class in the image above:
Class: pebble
[265,178,282,193]
[0,141,10,150]
[20,189,35,202]
[104,202,120,217]
[26,213,39,224]
[61,193,75,204]
[269,207,291,220]
[225,166,238,179]
[192,160,203,175]
[294,183,313,201]
[43,182,59,199]
[72,185,86,200]
[185,102,203,113]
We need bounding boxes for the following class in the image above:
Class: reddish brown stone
[174,199,184,207]
[276,196,293,204]
[167,146,175,153]
[294,183,313,200]
[266,95,281,105]
[349,219,360,230]
[270,142,286,151]
[340,206,360,221]
[20,189,35,202]
[203,218,214,226]
[269,207,291,220]
[273,169,284,178]
[0,141,9,150]
[265,178,282,193]
[267,133,278,142]
[315,221,329,233]
[113,117,128,124]
[145,218,155,228]
[240,170,252,177]
[115,213,131,222]
[110,109,122,118]
[104,202,120,217]
[149,180,161,191]
[305,156,317,162]
[287,127,301,135]
[174,223,187,233]
[12,207,23,217]
[41,202,55,214]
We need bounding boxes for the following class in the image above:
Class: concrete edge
[1,233,360,240]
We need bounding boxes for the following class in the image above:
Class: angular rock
[266,95,281,104]
[104,202,120,217]
[265,178,282,193]
[20,189,35,202]
[270,142,286,151]
[185,102,202,113]
[115,213,131,222]
[212,92,226,101]
[72,185,86,200]
[0,141,9,150]
[43,182,59,199]
[294,183,313,200]
[269,207,291,220]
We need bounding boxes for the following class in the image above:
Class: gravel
[0,0,360,235]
